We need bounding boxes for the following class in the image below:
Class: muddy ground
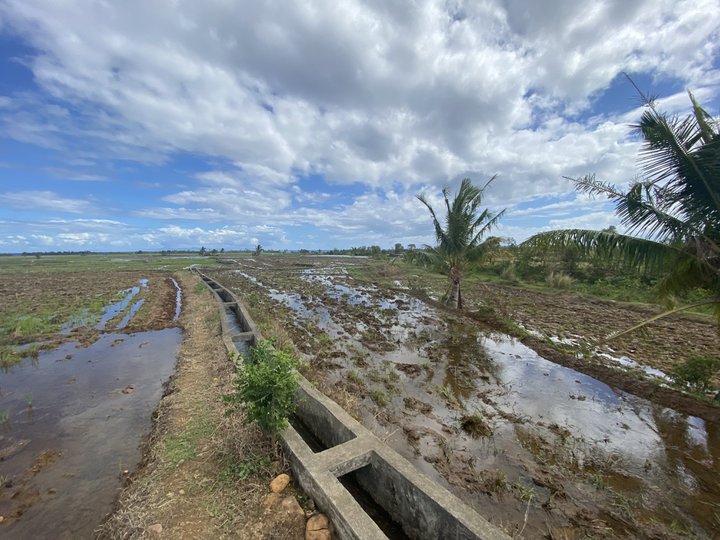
[207,255,720,540]
[0,271,180,366]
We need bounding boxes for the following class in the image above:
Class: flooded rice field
[209,256,720,539]
[0,273,183,538]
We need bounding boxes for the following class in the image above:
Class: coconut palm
[417,177,505,309]
[524,90,720,335]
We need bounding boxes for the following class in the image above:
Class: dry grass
[96,272,287,539]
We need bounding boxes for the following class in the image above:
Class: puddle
[598,351,671,381]
[115,299,145,330]
[170,278,182,321]
[0,329,181,538]
[517,323,672,382]
[95,279,148,330]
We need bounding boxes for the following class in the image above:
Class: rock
[306,513,329,531]
[262,493,283,511]
[306,530,331,540]
[281,496,304,517]
[270,473,290,493]
[147,523,163,537]
[121,384,134,394]
[0,515,4,523]
[179,489,185,495]
[306,513,331,540]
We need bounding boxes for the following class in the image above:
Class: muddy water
[170,277,182,321]
[0,329,181,539]
[95,279,148,330]
[219,266,720,538]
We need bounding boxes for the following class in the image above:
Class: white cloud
[0,191,92,214]
[0,0,718,249]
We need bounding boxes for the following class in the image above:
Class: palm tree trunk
[448,266,461,309]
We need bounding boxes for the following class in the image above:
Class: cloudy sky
[1,0,719,252]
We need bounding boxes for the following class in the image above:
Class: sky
[0,0,719,253]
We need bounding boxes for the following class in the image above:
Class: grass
[460,413,493,438]
[0,252,225,274]
[162,407,215,465]
[370,388,389,407]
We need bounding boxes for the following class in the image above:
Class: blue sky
[0,0,719,252]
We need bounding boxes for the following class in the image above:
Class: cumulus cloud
[0,0,718,249]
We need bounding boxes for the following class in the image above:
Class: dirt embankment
[97,272,308,539]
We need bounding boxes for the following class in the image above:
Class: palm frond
[523,229,681,274]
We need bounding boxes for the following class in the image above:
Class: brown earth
[470,282,719,375]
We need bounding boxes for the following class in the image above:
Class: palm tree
[524,90,720,335]
[417,177,506,309]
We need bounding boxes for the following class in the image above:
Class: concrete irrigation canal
[200,270,509,539]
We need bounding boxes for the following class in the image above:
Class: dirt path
[97,272,308,539]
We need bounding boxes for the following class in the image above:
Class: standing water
[0,329,181,538]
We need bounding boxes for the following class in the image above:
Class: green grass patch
[162,409,215,465]
[218,453,272,483]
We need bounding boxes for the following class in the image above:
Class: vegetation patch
[225,339,300,433]
[460,413,493,438]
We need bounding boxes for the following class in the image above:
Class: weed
[479,469,508,493]
[347,370,365,387]
[163,411,215,465]
[370,388,388,407]
[224,339,299,433]
[437,384,454,400]
[670,356,720,393]
[317,331,331,348]
[460,413,493,438]
[219,454,271,483]
[0,346,23,368]
[545,271,574,289]
[12,315,53,337]
[193,282,209,294]
[588,471,606,490]
[204,310,221,331]
[24,393,33,408]
[0,409,9,427]
[439,435,454,461]
[513,482,535,502]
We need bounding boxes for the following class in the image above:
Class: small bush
[224,339,299,433]
[670,356,720,393]
[545,271,574,289]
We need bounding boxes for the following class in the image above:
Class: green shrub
[224,339,299,433]
[669,356,720,393]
